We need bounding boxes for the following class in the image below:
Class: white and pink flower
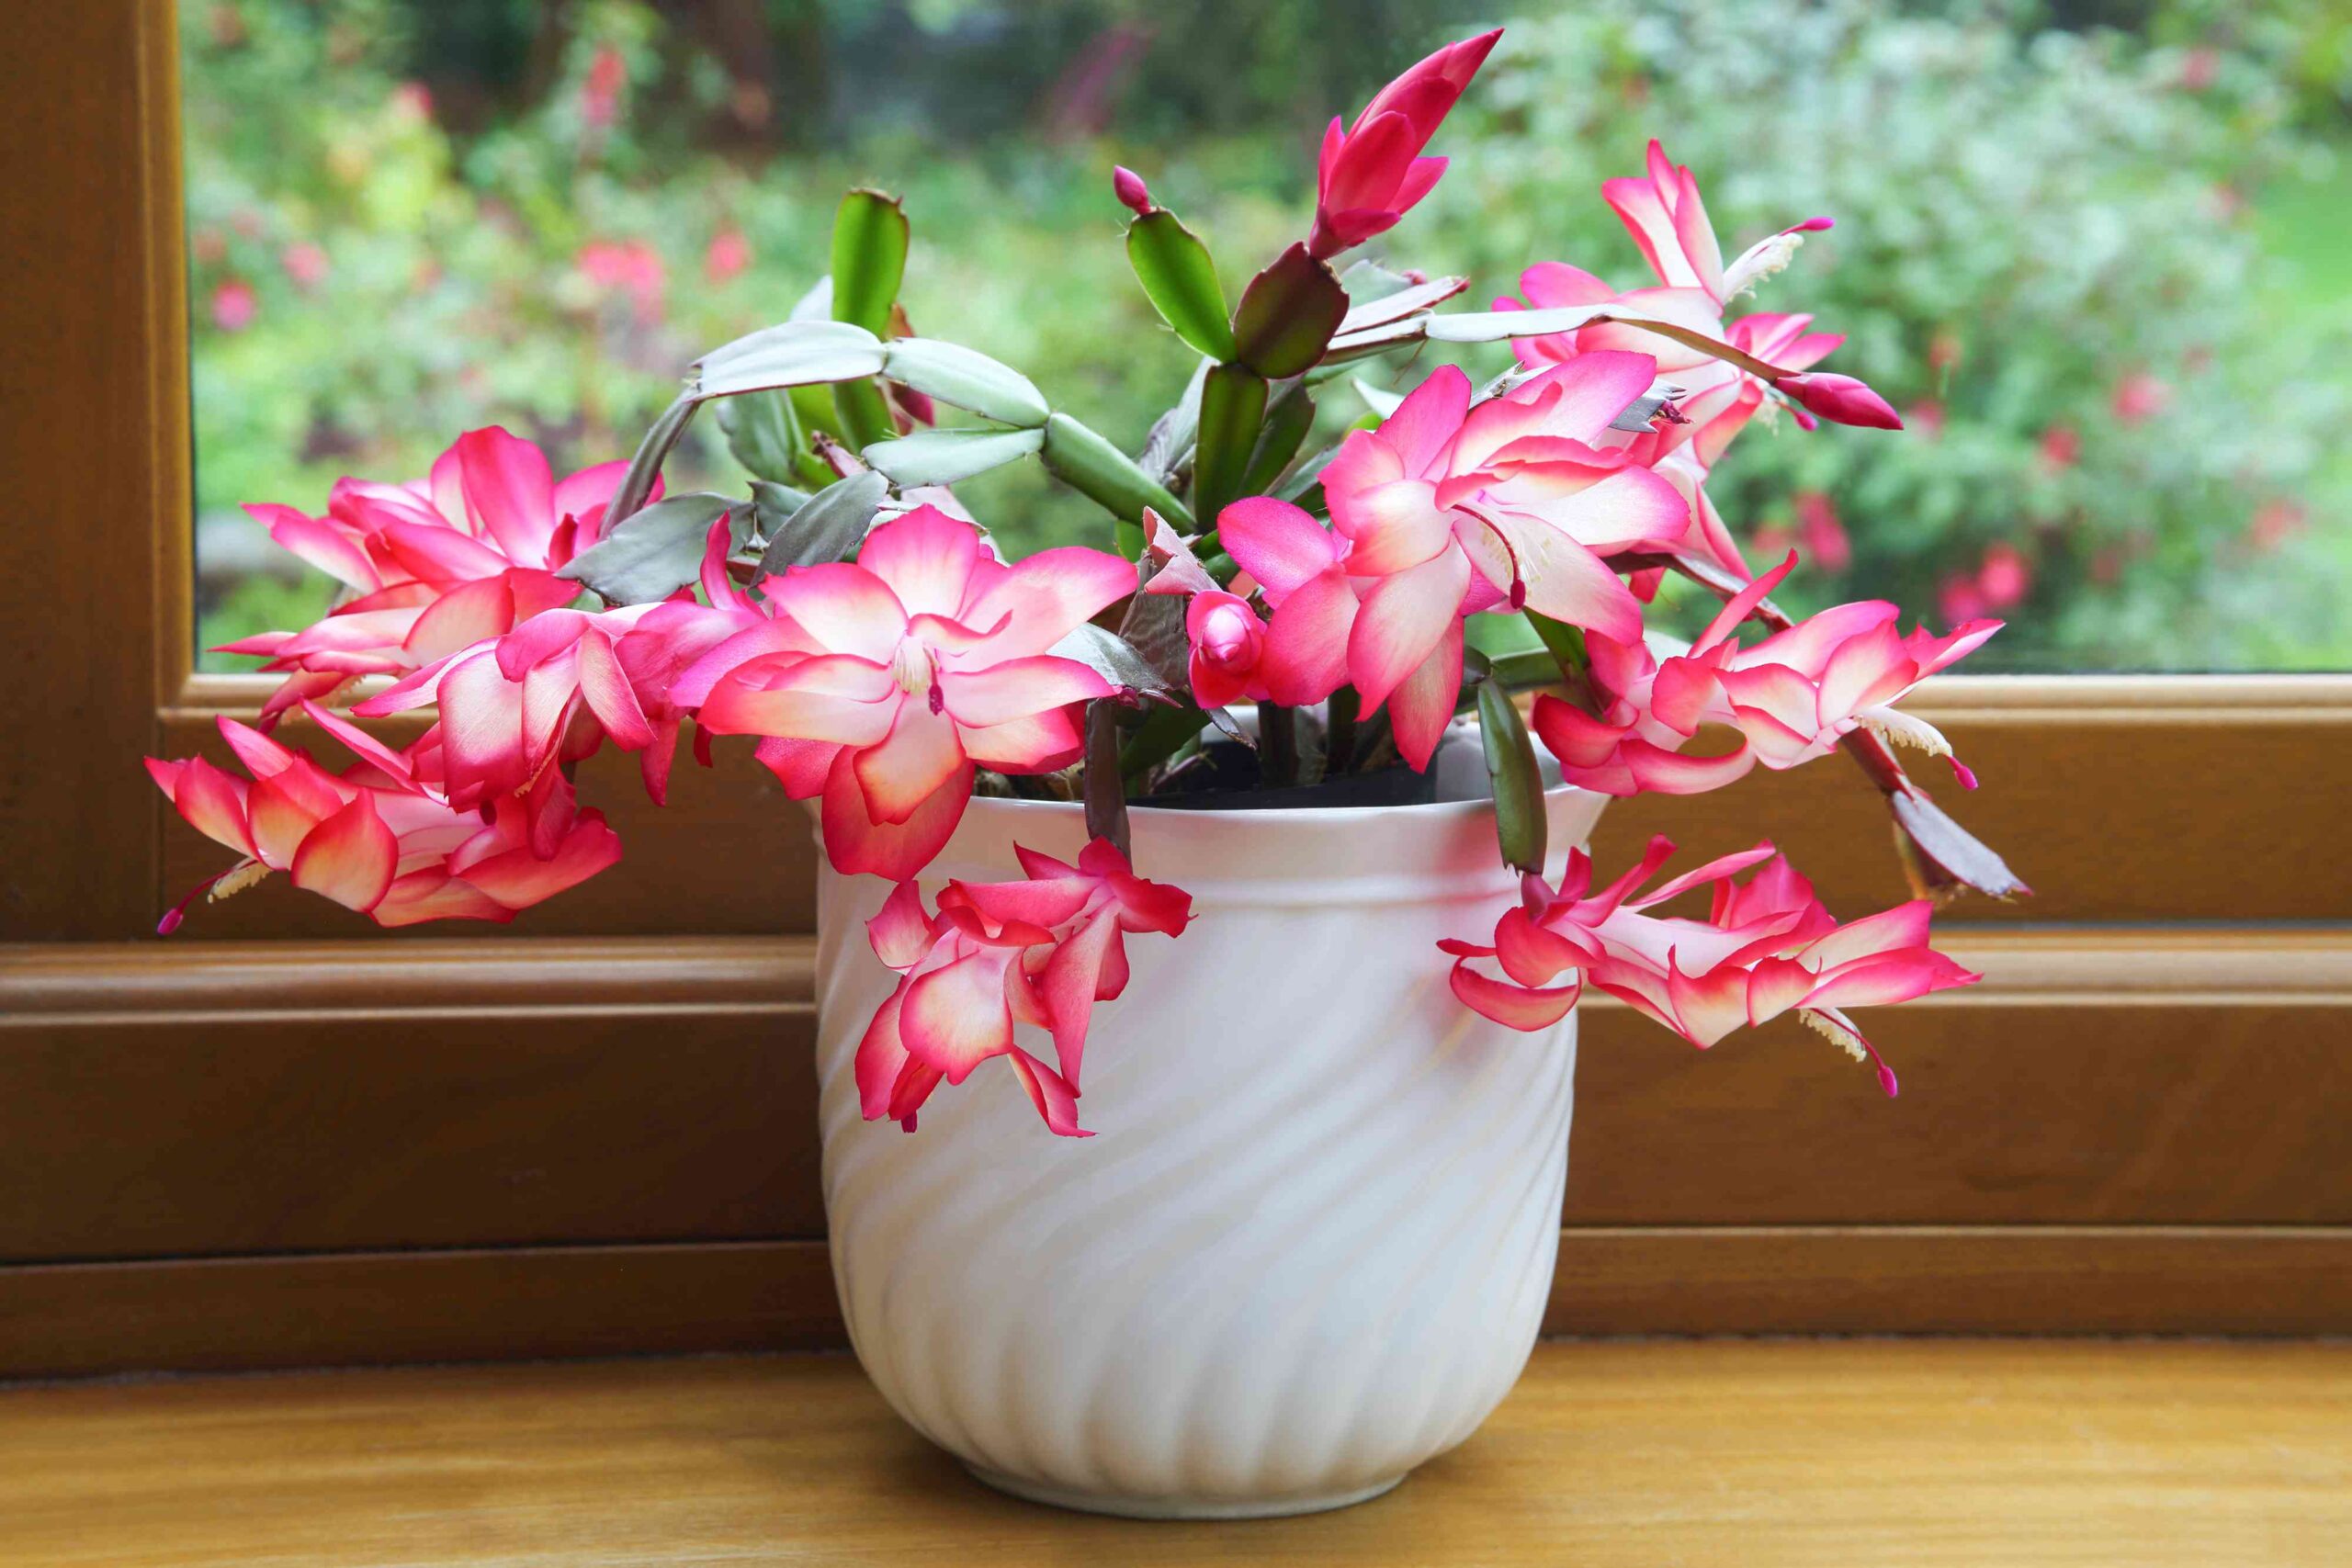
[1442,837,1979,1094]
[1532,554,2001,795]
[854,840,1192,1136]
[220,427,644,728]
[146,707,620,931]
[685,505,1134,880]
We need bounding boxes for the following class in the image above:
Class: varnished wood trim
[0,1242,844,1381]
[0,936,815,1020]
[4,1226,2346,1380]
[1545,1226,2352,1337]
[11,928,2348,1020]
[0,3,186,940]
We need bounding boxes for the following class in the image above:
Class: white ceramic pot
[811,768,1605,1519]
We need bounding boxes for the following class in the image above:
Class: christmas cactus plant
[153,28,2024,1135]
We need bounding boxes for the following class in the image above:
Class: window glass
[186,1,2351,672]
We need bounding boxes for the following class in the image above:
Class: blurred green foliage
[186,0,2349,671]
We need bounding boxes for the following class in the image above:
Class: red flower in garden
[209,279,257,332]
[705,228,752,284]
[577,239,665,322]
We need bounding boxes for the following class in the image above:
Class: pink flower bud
[1112,165,1153,216]
[1778,372,1903,431]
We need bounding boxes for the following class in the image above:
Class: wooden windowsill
[4,1341,2346,1564]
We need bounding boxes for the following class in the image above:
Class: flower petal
[1217,497,1344,605]
[900,948,1017,1083]
[937,656,1111,728]
[289,794,399,912]
[854,504,983,619]
[1348,544,1469,711]
[1449,957,1580,1031]
[1008,1048,1092,1138]
[820,748,971,881]
[854,700,967,826]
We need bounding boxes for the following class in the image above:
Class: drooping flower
[1307,28,1502,259]
[684,505,1135,881]
[1440,837,1979,1094]
[220,427,644,728]
[1304,355,1690,768]
[1531,554,2000,795]
[853,840,1192,1136]
[937,839,1193,1087]
[145,707,619,932]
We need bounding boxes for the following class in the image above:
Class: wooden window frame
[2,3,2347,1376]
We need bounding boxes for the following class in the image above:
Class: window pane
[186,2,2351,673]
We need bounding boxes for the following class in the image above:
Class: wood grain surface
[2,1341,2346,1566]
[4,1226,2346,1381]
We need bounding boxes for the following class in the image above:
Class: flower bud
[1112,165,1154,217]
[1778,372,1903,430]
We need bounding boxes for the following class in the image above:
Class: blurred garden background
[184,0,2351,671]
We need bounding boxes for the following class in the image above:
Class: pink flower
[220,427,643,729]
[2249,500,2307,553]
[2111,371,2170,424]
[280,243,330,290]
[1498,146,1858,570]
[146,708,619,933]
[577,239,665,323]
[1975,543,2031,610]
[1306,28,1502,259]
[854,840,1192,1136]
[390,81,434,123]
[1937,573,1989,627]
[1532,553,2000,795]
[581,43,627,130]
[704,228,752,285]
[1794,491,1850,573]
[1441,837,1979,1094]
[353,519,763,833]
[209,279,257,332]
[684,506,1135,881]
[1298,355,1690,768]
[2038,424,2081,473]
